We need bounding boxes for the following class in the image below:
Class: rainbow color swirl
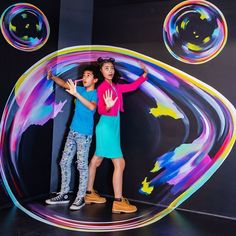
[0,45,235,231]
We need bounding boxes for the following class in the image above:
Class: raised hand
[103,89,118,109]
[47,69,53,80]
[138,61,148,76]
[65,79,77,96]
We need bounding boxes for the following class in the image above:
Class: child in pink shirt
[85,57,148,213]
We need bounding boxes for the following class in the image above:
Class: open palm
[66,79,77,96]
[103,89,118,109]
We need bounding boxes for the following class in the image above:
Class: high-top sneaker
[45,193,70,205]
[69,197,85,210]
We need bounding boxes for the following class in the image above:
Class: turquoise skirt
[95,113,123,158]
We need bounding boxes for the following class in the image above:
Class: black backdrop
[90,0,236,218]
[0,0,61,208]
[0,0,236,219]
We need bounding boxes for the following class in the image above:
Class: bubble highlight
[0,3,50,51]
[163,0,228,64]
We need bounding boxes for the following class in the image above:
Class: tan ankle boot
[112,197,137,213]
[85,190,106,204]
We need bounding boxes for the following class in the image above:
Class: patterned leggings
[59,130,92,198]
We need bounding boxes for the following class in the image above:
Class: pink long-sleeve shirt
[97,75,147,116]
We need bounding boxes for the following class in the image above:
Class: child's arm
[97,86,108,114]
[66,79,97,111]
[47,69,70,89]
[118,61,148,93]
[141,61,148,78]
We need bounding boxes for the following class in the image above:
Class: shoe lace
[121,197,130,204]
[92,190,100,197]
[73,197,83,205]
[52,193,65,201]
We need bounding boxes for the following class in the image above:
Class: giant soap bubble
[163,0,227,64]
[0,46,235,231]
[0,3,50,51]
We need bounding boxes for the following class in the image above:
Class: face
[100,62,115,81]
[82,70,97,87]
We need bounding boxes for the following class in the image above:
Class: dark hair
[82,64,99,78]
[97,57,120,84]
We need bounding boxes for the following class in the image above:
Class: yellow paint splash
[141,177,154,195]
[150,162,160,173]
[9,22,16,32]
[150,103,180,119]
[203,37,210,43]
[187,43,202,51]
[200,13,207,20]
[22,35,29,40]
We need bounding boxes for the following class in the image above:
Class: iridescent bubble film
[0,3,50,51]
[163,0,227,64]
[0,46,235,232]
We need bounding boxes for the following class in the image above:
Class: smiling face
[82,70,97,89]
[100,62,115,82]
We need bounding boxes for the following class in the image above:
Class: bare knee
[120,159,125,171]
[89,156,103,168]
[113,158,125,171]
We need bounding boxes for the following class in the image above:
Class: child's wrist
[106,105,111,111]
[142,72,148,78]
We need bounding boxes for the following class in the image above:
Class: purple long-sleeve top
[97,75,147,116]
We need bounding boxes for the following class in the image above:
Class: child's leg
[59,130,76,194]
[75,134,92,198]
[87,155,103,191]
[111,158,137,213]
[111,157,125,199]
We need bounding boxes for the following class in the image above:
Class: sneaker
[112,197,137,213]
[84,190,106,204]
[45,193,70,205]
[69,197,85,211]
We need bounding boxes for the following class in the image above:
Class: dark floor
[35,194,159,222]
[1,202,236,236]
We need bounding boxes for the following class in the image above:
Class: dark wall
[50,0,94,192]
[1,0,235,220]
[92,0,236,218]
[0,0,61,207]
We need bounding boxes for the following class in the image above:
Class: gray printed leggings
[59,130,92,198]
